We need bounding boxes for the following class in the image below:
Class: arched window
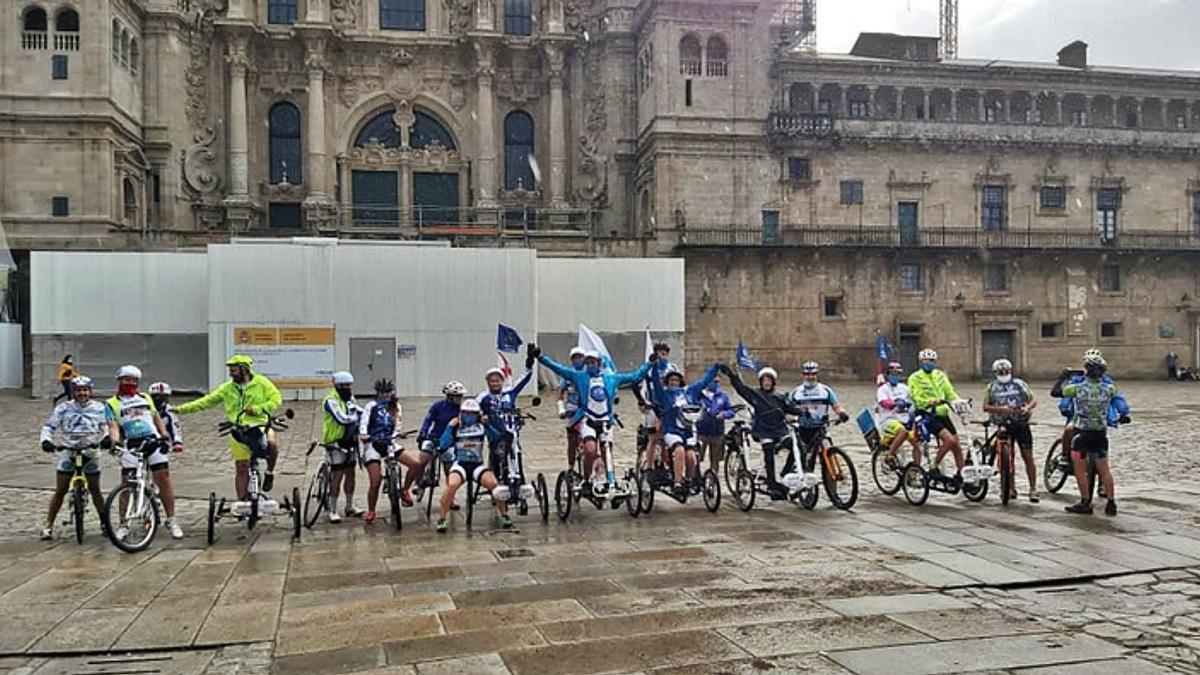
[706,35,728,77]
[353,108,455,150]
[504,111,535,190]
[123,178,137,221]
[22,6,48,50]
[504,0,532,36]
[54,7,78,31]
[268,0,297,25]
[120,29,129,67]
[111,20,120,61]
[269,102,302,184]
[410,111,455,149]
[679,34,701,76]
[355,110,400,148]
[380,0,425,31]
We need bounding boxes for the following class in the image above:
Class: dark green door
[351,171,398,226]
[413,172,460,225]
[898,201,919,246]
[762,210,780,246]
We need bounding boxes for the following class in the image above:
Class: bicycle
[103,438,167,553]
[472,400,549,527]
[302,442,335,529]
[207,410,300,545]
[783,418,858,511]
[640,405,722,515]
[721,405,752,496]
[56,443,104,544]
[377,430,416,531]
[862,409,906,497]
[900,402,991,506]
[1043,426,1100,500]
[555,415,641,521]
[975,418,1036,506]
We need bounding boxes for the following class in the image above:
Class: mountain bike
[56,443,104,544]
[975,418,1036,506]
[302,442,335,528]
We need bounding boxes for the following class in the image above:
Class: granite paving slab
[827,632,1124,675]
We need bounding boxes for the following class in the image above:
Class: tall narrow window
[380,0,425,31]
[504,111,535,191]
[899,263,923,291]
[268,0,298,25]
[984,263,1008,292]
[684,79,693,107]
[504,0,532,36]
[269,102,302,185]
[840,180,863,205]
[129,38,139,75]
[51,54,68,79]
[706,36,728,77]
[1097,188,1120,245]
[679,34,702,76]
[981,185,1006,231]
[111,20,120,61]
[1100,264,1122,293]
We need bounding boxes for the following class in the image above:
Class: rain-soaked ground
[0,380,1198,674]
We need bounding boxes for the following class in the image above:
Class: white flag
[577,323,615,372]
[644,329,654,362]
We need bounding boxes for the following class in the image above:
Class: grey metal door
[350,338,396,396]
[898,201,919,246]
[762,210,780,245]
[898,324,922,373]
[981,330,1015,376]
[413,172,460,225]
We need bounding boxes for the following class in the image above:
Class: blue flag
[497,324,523,354]
[875,333,891,361]
[736,340,758,370]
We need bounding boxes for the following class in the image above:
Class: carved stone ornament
[574,36,608,207]
[389,48,414,66]
[347,139,462,169]
[184,0,228,129]
[182,125,222,196]
[331,0,360,32]
[496,70,544,103]
[392,100,416,147]
[449,0,473,35]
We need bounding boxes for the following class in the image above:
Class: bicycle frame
[779,424,822,492]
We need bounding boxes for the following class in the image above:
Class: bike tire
[962,467,989,502]
[387,466,402,532]
[723,441,740,496]
[822,447,859,511]
[1043,439,1069,494]
[302,465,327,529]
[424,458,438,521]
[796,486,818,510]
[999,443,1012,506]
[639,471,655,515]
[901,463,930,506]
[72,484,85,544]
[626,472,641,518]
[103,483,159,553]
[536,473,549,523]
[248,492,259,531]
[554,471,573,521]
[465,477,475,528]
[733,468,755,512]
[292,487,302,541]
[871,446,903,496]
[207,492,217,546]
[702,469,721,513]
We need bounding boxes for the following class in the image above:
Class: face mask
[571,358,584,370]
[997,374,1013,384]
[377,394,394,405]
[336,387,352,401]
[151,396,168,410]
[887,375,900,385]
[118,381,139,396]
[462,414,479,426]
[586,365,602,377]
[921,363,936,373]
[803,378,817,387]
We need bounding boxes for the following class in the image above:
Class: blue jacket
[538,354,651,424]
[1055,373,1129,427]
[419,400,459,440]
[651,363,720,437]
[696,383,736,436]
[477,369,533,436]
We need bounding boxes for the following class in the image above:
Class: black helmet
[653,341,670,353]
[374,378,395,392]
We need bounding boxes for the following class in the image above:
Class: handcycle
[555,415,642,520]
[55,443,105,544]
[899,402,992,506]
[103,438,168,553]
[863,409,907,497]
[467,399,549,528]
[973,418,1037,506]
[639,405,721,515]
[206,410,300,545]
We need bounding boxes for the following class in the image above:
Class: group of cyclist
[37,341,1132,540]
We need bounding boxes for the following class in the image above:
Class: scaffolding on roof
[771,0,817,55]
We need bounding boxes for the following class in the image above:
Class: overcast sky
[820,0,1200,70]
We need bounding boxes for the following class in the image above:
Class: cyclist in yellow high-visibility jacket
[907,348,969,480]
[176,355,282,499]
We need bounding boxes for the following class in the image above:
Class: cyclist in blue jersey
[435,399,508,531]
[402,381,467,507]
[476,355,535,478]
[650,361,721,498]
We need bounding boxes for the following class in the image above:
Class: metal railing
[22,31,47,50]
[768,112,835,138]
[680,59,702,76]
[312,205,594,239]
[678,225,1200,251]
[54,33,79,51]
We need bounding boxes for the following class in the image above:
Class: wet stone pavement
[0,382,1198,674]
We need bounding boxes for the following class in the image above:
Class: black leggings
[759,437,795,490]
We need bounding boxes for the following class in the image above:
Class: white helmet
[663,363,684,381]
[991,358,1013,373]
[918,348,938,362]
[331,371,354,386]
[569,347,586,359]
[460,398,482,414]
[115,365,142,380]
[148,381,172,395]
[802,361,820,374]
[1083,348,1104,363]
[443,381,467,396]
[679,405,702,426]
[583,350,602,362]
[757,366,778,382]
[485,367,506,380]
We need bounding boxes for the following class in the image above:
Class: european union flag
[497,324,523,354]
[736,340,759,370]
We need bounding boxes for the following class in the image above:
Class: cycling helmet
[115,365,142,380]
[1083,348,1104,363]
[374,378,395,392]
[757,366,778,382]
[679,405,702,426]
[583,350,602,362]
[569,347,586,359]
[991,359,1013,373]
[443,381,467,397]
[148,382,172,395]
[70,375,94,389]
[663,363,685,384]
[886,361,904,374]
[460,398,482,414]
[331,371,354,386]
[801,361,820,374]
[225,355,254,368]
[485,367,506,380]
[918,348,938,361]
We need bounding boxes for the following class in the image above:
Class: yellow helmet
[225,354,254,368]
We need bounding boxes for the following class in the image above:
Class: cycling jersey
[1061,379,1118,432]
[322,389,360,445]
[359,399,402,444]
[42,399,108,448]
[540,354,650,425]
[651,363,720,437]
[983,378,1033,424]
[907,369,959,418]
[419,400,459,441]
[176,372,282,426]
[787,382,839,428]
[105,393,159,441]
[725,370,803,440]
[440,421,488,464]
[161,405,184,447]
[875,381,913,427]
[476,369,533,435]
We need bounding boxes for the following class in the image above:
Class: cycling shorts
[576,419,613,443]
[327,446,358,469]
[120,437,170,471]
[880,419,909,446]
[230,429,275,462]
[57,449,101,475]
[662,433,696,451]
[924,415,957,438]
[450,460,491,484]
[1071,430,1108,460]
[362,440,398,464]
[1000,423,1034,452]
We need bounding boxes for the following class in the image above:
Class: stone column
[303,39,331,203]
[305,0,326,23]
[1055,95,1063,124]
[922,90,930,119]
[473,42,498,208]
[1110,98,1117,127]
[225,36,250,200]
[839,86,848,116]
[949,89,958,121]
[976,94,983,122]
[869,87,877,118]
[1003,93,1011,122]
[544,44,568,208]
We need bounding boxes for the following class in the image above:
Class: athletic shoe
[1065,501,1093,515]
[1105,500,1117,516]
[497,514,513,529]
[40,526,53,540]
[1028,490,1040,504]
[262,473,274,493]
[1008,487,1018,500]
[114,525,130,541]
[363,511,376,525]
[400,490,414,508]
[328,511,342,524]
[450,501,461,511]
[436,518,448,533]
[345,506,364,518]
[166,518,184,539]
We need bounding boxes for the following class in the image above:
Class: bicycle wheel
[638,471,655,515]
[795,485,818,510]
[387,466,402,532]
[702,469,721,513]
[1043,439,1069,494]
[72,485,85,544]
[962,463,989,502]
[999,443,1012,506]
[723,441,741,495]
[207,492,217,545]
[535,473,549,523]
[248,493,259,531]
[822,447,859,511]
[465,477,475,528]
[626,472,641,518]
[291,487,302,541]
[901,463,929,506]
[302,465,328,529]
[871,446,902,496]
[104,483,159,553]
[424,459,438,521]
[554,471,573,521]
